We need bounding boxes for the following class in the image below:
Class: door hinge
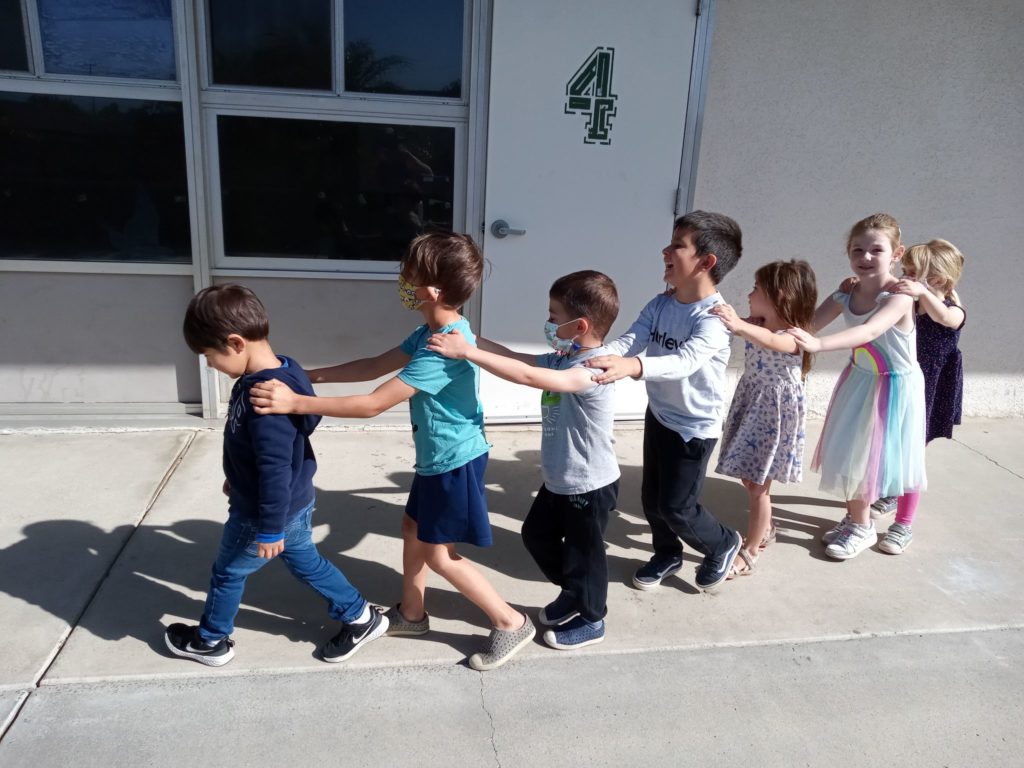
[696,0,704,16]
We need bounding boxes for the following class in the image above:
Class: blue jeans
[198,501,366,643]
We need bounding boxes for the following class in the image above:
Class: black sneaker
[322,609,389,663]
[164,623,235,667]
[694,530,742,592]
[538,590,580,626]
[632,554,684,591]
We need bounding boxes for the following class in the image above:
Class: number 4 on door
[564,47,618,145]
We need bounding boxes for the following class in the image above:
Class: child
[248,232,535,671]
[850,239,966,551]
[585,211,744,592]
[426,270,620,650]
[710,260,818,576]
[789,213,927,560]
[166,284,387,666]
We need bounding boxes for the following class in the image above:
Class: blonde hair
[846,212,902,252]
[902,239,965,306]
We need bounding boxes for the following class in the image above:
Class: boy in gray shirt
[427,270,620,650]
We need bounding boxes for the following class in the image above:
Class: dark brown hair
[674,210,743,285]
[182,284,269,353]
[400,232,483,309]
[755,260,818,378]
[549,270,620,339]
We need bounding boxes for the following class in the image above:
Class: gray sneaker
[821,514,853,544]
[468,614,536,671]
[383,604,429,636]
[870,497,899,519]
[825,522,877,560]
[878,522,913,555]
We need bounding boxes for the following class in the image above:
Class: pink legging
[895,491,921,526]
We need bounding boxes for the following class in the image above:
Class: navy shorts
[405,452,492,546]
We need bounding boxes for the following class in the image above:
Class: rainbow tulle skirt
[812,348,927,501]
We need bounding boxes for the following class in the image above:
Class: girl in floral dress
[710,260,818,576]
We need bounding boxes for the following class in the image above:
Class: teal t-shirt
[398,317,490,475]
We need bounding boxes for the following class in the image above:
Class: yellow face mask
[397,275,423,311]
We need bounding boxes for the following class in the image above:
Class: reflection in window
[209,0,331,90]
[218,116,455,261]
[37,0,176,80]
[0,92,191,263]
[0,0,29,72]
[344,0,463,97]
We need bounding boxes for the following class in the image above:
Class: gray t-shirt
[535,346,620,495]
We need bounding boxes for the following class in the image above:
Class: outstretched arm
[475,335,536,365]
[790,294,913,353]
[893,280,965,329]
[710,304,800,355]
[308,346,410,384]
[427,330,594,393]
[249,375,416,418]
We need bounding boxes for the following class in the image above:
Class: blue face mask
[543,319,581,355]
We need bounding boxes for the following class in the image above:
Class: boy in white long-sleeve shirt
[586,211,743,592]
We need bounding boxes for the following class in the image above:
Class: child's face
[901,262,944,295]
[547,297,581,338]
[202,341,247,379]
[847,230,903,279]
[747,282,776,322]
[662,227,705,289]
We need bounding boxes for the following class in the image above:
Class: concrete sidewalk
[1,420,1022,766]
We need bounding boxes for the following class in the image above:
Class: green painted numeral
[564,47,618,145]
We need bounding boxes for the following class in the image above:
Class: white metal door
[480,0,700,420]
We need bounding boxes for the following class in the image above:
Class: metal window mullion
[22,0,44,76]
[0,74,182,100]
[334,0,345,94]
[177,0,219,419]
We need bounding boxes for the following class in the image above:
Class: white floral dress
[715,334,806,485]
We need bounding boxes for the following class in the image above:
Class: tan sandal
[758,522,778,552]
[727,548,758,579]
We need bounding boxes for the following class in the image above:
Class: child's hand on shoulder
[787,327,821,353]
[426,328,470,359]
[892,278,927,299]
[710,303,745,332]
[584,354,640,384]
[250,379,298,414]
[838,276,859,294]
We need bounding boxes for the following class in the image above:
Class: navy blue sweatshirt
[223,356,322,542]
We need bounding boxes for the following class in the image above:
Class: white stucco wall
[694,0,1024,416]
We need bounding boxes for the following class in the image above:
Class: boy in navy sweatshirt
[165,284,386,666]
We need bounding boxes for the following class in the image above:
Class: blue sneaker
[542,616,606,650]
[632,554,684,591]
[694,530,742,592]
[538,590,580,626]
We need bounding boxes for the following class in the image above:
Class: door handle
[491,219,526,238]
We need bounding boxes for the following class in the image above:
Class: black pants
[641,408,735,560]
[521,480,619,623]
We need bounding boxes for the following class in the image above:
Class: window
[0,0,29,72]
[208,0,332,90]
[344,0,464,97]
[218,116,454,261]
[37,0,176,80]
[0,93,190,263]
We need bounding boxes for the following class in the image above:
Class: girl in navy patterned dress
[710,260,818,576]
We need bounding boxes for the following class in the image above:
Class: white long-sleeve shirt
[605,292,731,440]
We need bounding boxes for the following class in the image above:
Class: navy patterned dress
[917,298,965,443]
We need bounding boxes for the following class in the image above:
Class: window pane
[38,0,176,80]
[0,0,29,72]
[0,92,191,263]
[218,115,455,261]
[344,0,463,97]
[209,0,331,90]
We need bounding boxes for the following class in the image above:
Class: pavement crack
[479,674,501,768]
[954,437,1024,482]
